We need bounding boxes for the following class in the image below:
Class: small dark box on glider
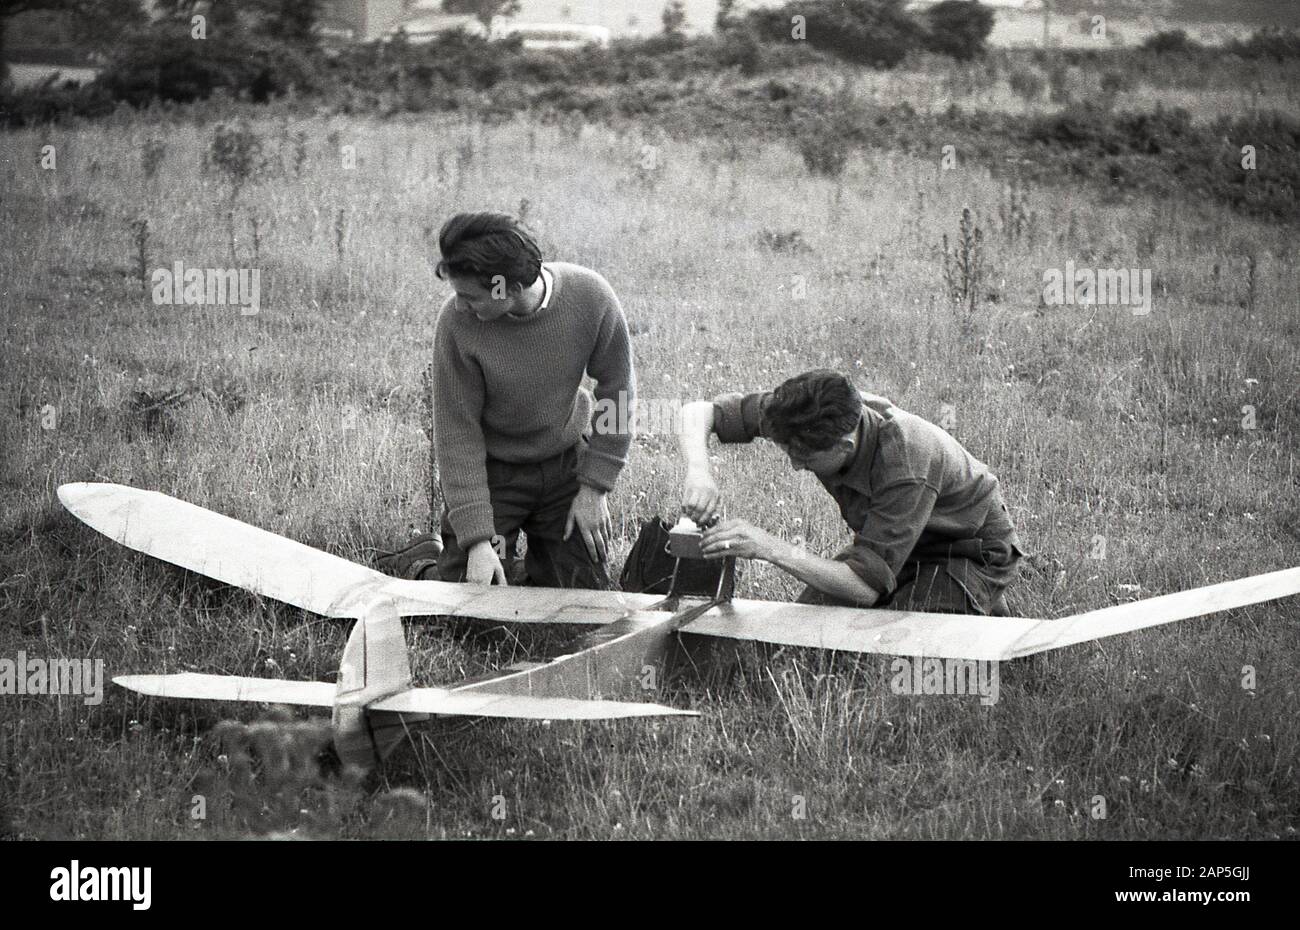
[620,517,735,600]
[667,519,704,559]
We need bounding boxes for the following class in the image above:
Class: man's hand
[681,468,721,525]
[466,539,508,585]
[565,485,612,562]
[700,518,781,561]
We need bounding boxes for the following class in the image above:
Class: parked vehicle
[494,22,612,52]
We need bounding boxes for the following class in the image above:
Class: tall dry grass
[0,106,1296,838]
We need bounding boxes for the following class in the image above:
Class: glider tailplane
[113,673,336,706]
[332,603,428,768]
[369,689,698,719]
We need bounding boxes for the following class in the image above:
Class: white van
[386,13,487,45]
[494,22,612,52]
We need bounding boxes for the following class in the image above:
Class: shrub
[209,122,265,191]
[1229,28,1300,61]
[1115,107,1194,155]
[799,131,848,178]
[1046,61,1076,105]
[99,27,321,105]
[924,0,995,61]
[747,0,925,69]
[0,80,117,126]
[717,26,767,76]
[797,112,850,178]
[756,228,812,253]
[1141,29,1200,55]
[1027,103,1122,153]
[1099,69,1135,97]
[1007,65,1046,103]
[326,30,515,96]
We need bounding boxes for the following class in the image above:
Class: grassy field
[1,99,1297,839]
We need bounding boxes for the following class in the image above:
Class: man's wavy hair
[761,370,863,452]
[436,212,542,291]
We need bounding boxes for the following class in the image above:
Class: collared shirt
[711,390,1022,599]
[540,264,553,308]
[506,264,553,319]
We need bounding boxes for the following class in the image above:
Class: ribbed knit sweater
[432,262,635,547]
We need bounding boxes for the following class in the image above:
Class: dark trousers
[797,536,1020,615]
[435,443,613,590]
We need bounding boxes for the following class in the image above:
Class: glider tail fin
[332,602,428,768]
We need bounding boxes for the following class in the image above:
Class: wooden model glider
[58,482,1300,768]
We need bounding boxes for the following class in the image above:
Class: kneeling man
[432,212,634,589]
[677,369,1022,614]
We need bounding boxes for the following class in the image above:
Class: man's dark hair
[436,212,542,290]
[762,369,862,451]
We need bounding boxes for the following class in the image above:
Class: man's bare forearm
[678,401,724,523]
[765,539,881,607]
[678,400,715,475]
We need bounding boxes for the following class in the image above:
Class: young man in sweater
[431,213,635,589]
[677,369,1022,615]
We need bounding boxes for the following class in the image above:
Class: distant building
[906,0,1044,9]
[318,1,488,44]
[317,1,613,48]
[318,0,410,42]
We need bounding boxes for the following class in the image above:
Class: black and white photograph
[0,0,1296,888]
